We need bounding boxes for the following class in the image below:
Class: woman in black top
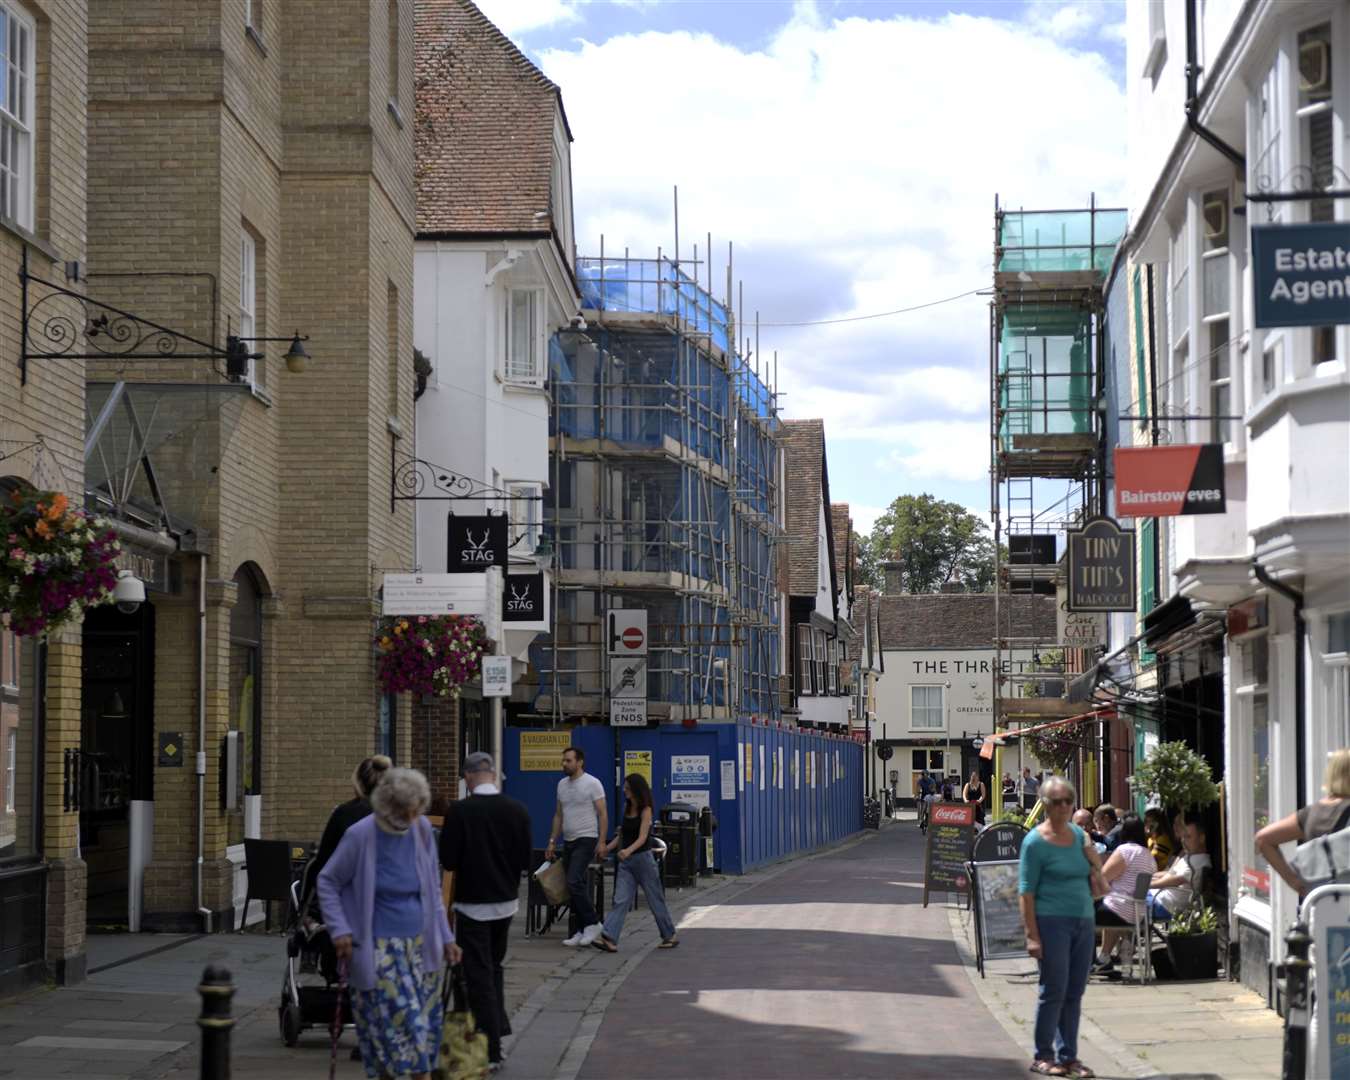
[592,774,678,952]
[305,755,392,910]
[963,769,988,826]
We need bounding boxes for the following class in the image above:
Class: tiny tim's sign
[1251,222,1350,328]
[1066,517,1135,612]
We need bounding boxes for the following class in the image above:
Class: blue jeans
[1034,915,1094,1064]
[1146,892,1172,921]
[564,837,599,928]
[601,850,676,945]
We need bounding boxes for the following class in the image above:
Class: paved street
[0,818,1284,1080]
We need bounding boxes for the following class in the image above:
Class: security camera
[113,570,146,614]
[570,314,588,331]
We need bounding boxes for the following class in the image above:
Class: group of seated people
[1069,803,1211,974]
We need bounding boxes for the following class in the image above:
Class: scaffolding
[989,196,1127,721]
[530,247,782,725]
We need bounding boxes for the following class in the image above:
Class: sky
[477,0,1129,536]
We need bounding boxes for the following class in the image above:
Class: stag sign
[447,513,509,572]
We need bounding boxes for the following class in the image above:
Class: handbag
[1291,806,1350,888]
[534,857,569,906]
[434,965,490,1080]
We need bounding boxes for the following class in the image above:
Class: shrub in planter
[0,489,121,637]
[1166,904,1219,980]
[1130,740,1220,819]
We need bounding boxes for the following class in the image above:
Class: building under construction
[529,252,782,725]
[989,198,1128,736]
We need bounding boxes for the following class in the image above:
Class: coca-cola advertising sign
[930,802,976,827]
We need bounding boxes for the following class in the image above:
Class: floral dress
[350,935,444,1078]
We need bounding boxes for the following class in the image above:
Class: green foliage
[997,805,1027,826]
[1024,726,1079,776]
[854,531,881,591]
[1129,740,1220,815]
[866,494,995,594]
[1168,903,1218,937]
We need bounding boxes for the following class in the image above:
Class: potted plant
[0,488,121,637]
[1129,740,1221,819]
[1166,903,1219,980]
[374,614,488,698]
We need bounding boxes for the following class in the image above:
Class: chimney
[882,560,905,595]
[939,581,965,594]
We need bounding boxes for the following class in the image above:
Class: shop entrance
[80,602,155,928]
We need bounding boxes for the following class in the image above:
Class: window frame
[909,683,945,731]
[3,727,13,814]
[503,287,546,387]
[827,638,838,695]
[796,623,813,697]
[813,629,827,697]
[239,227,258,385]
[506,481,542,552]
[0,2,35,230]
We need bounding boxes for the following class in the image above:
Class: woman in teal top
[1018,777,1104,1078]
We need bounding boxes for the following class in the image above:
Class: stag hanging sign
[447,514,508,572]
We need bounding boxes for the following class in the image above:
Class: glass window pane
[0,632,36,860]
[1201,255,1228,316]
[1209,320,1230,380]
[1250,697,1270,898]
[911,750,926,770]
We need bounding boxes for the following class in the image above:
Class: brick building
[0,0,90,993]
[34,0,415,942]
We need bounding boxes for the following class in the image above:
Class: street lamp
[226,331,312,381]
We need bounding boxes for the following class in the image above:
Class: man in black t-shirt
[440,752,533,1067]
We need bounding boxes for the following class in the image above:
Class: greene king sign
[1066,517,1136,612]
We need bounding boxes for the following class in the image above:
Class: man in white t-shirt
[1149,819,1212,920]
[545,746,608,946]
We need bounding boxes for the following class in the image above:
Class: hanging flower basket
[374,615,488,698]
[0,488,122,638]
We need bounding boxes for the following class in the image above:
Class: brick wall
[412,696,460,811]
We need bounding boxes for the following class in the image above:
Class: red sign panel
[1114,444,1226,517]
[1242,867,1271,897]
[930,802,977,827]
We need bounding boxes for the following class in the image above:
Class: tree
[854,531,882,591]
[867,494,996,594]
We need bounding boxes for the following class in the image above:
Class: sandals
[658,937,679,949]
[1062,1063,1095,1078]
[591,935,618,953]
[1029,1062,1067,1076]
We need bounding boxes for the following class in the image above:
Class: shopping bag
[433,966,490,1080]
[534,857,569,906]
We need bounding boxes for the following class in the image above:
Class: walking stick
[330,957,349,1080]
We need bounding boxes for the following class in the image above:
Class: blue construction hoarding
[501,722,864,873]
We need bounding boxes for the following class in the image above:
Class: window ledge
[1233,893,1272,932]
[387,99,405,129]
[246,381,273,408]
[0,215,60,263]
[245,24,268,57]
[1142,32,1167,81]
[499,376,548,393]
[1247,366,1350,430]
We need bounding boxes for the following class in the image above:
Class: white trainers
[580,922,603,946]
[561,932,583,947]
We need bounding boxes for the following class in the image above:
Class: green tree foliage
[1129,740,1221,815]
[865,494,996,594]
[854,531,881,591]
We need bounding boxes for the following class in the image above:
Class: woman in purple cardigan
[318,768,459,1080]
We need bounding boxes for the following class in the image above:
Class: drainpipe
[1185,0,1246,171]
[196,553,213,932]
[1253,563,1306,808]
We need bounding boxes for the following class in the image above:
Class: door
[80,602,155,929]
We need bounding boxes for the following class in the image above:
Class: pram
[278,858,353,1047]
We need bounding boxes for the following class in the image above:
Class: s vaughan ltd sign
[1251,222,1350,329]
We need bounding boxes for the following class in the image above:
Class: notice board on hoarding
[922,801,976,906]
[519,731,570,771]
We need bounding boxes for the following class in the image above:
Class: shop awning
[979,706,1116,760]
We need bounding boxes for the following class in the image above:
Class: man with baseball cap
[439,752,532,1070]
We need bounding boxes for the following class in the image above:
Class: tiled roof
[781,419,828,598]
[830,502,852,595]
[878,593,1057,650]
[415,0,568,236]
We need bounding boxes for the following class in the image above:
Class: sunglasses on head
[1046,796,1074,807]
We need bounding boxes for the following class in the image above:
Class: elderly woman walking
[1019,777,1103,1078]
[318,768,459,1080]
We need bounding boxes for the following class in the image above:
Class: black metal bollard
[198,964,235,1080]
[1280,919,1312,1080]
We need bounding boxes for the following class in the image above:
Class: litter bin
[658,803,698,888]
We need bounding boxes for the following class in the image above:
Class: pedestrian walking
[1255,747,1350,898]
[545,746,608,947]
[1020,766,1040,811]
[591,773,678,953]
[306,755,392,908]
[917,771,937,831]
[439,751,532,1071]
[963,769,988,826]
[1018,776,1104,1078]
[317,768,459,1080]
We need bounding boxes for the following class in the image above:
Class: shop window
[0,617,35,862]
[1235,629,1270,900]
[911,684,944,730]
[227,565,264,847]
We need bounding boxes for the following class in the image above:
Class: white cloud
[475,0,582,35]
[1023,1,1125,44]
[536,7,1125,505]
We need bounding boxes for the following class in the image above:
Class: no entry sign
[608,609,647,655]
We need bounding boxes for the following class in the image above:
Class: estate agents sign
[1251,222,1350,329]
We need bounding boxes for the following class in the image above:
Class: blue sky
[478,0,1129,534]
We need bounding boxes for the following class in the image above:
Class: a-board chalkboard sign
[922,801,976,906]
[972,821,1027,864]
[972,860,1028,974]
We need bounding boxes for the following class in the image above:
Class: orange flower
[34,520,53,540]
[44,494,68,521]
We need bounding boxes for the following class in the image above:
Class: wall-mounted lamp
[226,331,312,381]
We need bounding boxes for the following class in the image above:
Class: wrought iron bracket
[391,453,545,510]
[18,246,266,384]
[1247,164,1350,205]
